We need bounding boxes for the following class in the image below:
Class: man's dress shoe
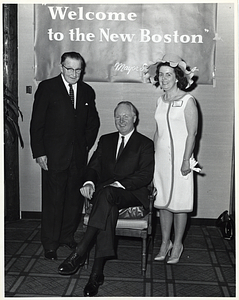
[60,240,77,250]
[84,273,104,297]
[58,252,86,275]
[44,249,57,260]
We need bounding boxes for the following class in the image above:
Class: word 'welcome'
[48,6,137,21]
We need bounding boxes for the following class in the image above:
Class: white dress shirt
[116,129,134,157]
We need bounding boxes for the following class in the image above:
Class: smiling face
[114,103,136,136]
[158,65,177,91]
[60,57,83,85]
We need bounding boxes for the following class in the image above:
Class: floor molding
[20,211,217,226]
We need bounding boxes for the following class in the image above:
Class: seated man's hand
[80,183,95,200]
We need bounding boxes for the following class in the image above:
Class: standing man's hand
[36,155,48,170]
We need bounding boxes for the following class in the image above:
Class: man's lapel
[76,81,82,106]
[57,75,69,98]
[112,133,119,161]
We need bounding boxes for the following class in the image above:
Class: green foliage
[4,84,24,148]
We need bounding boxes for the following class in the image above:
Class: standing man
[58,101,154,297]
[30,52,100,261]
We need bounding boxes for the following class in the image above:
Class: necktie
[69,84,74,107]
[117,136,125,159]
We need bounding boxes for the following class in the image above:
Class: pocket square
[85,103,89,106]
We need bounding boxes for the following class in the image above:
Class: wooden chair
[83,184,155,275]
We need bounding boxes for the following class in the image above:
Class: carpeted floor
[5,218,235,297]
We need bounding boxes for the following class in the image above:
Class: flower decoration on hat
[143,53,198,88]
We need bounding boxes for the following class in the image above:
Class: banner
[34,3,217,84]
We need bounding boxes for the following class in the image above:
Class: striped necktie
[69,84,74,107]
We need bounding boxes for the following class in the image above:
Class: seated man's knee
[97,186,118,205]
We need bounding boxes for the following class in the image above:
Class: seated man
[58,101,154,297]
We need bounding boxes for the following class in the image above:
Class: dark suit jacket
[84,130,154,209]
[30,74,100,171]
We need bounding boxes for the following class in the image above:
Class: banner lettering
[34,4,217,84]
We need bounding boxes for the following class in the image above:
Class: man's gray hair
[114,101,138,117]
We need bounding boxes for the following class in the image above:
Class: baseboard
[189,218,216,226]
[20,211,217,226]
[21,211,41,219]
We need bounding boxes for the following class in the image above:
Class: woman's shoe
[167,245,183,264]
[154,240,173,261]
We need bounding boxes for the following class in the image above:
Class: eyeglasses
[62,65,82,74]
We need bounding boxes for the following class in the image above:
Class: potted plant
[4,83,24,220]
[4,83,24,148]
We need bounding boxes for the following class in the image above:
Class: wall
[18,3,235,219]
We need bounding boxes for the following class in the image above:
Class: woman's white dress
[153,94,194,212]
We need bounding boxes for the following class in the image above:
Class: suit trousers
[41,156,84,250]
[88,186,141,258]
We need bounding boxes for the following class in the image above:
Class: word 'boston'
[48,6,138,21]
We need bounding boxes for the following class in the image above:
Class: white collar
[119,129,134,145]
[61,74,77,90]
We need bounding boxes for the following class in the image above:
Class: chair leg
[141,237,147,275]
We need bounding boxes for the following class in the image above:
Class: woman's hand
[36,155,48,170]
[181,160,191,176]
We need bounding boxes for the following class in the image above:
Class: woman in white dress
[152,54,199,264]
